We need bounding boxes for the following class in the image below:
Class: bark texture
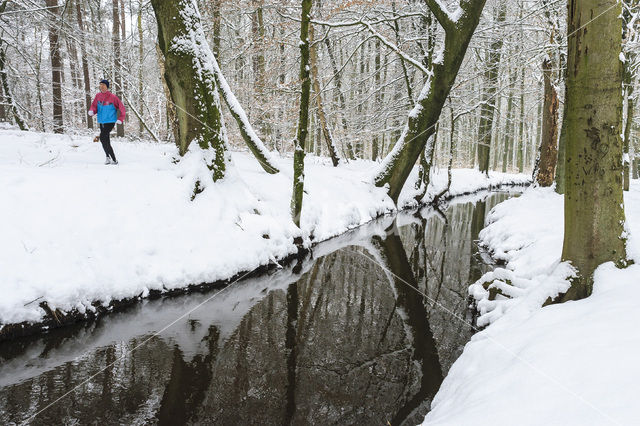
[151,0,229,181]
[537,58,559,187]
[561,0,627,300]
[45,0,63,133]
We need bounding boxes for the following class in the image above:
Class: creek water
[0,191,515,426]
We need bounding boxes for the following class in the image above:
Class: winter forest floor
[423,184,640,425]
[0,127,529,333]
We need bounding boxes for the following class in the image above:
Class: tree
[291,0,312,229]
[560,0,628,300]
[150,0,230,183]
[75,0,93,130]
[477,1,507,175]
[44,0,63,133]
[373,0,487,203]
[536,56,559,186]
[309,23,340,167]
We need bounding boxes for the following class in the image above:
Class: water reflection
[0,192,515,425]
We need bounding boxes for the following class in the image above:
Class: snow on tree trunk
[373,0,487,204]
[150,0,230,182]
[560,0,627,301]
[291,0,312,229]
[209,52,280,174]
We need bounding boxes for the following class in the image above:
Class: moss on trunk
[291,0,312,228]
[151,0,228,182]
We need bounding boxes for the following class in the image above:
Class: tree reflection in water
[0,192,516,426]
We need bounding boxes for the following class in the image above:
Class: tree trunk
[45,0,63,133]
[291,0,312,229]
[155,43,178,142]
[536,58,559,187]
[137,0,144,136]
[324,37,356,160]
[251,0,270,145]
[502,69,516,173]
[212,0,221,57]
[0,47,28,130]
[477,1,507,175]
[209,56,280,174]
[622,49,634,191]
[560,0,627,300]
[112,0,124,137]
[374,0,488,203]
[309,25,340,166]
[150,0,230,182]
[75,0,93,129]
[555,83,569,193]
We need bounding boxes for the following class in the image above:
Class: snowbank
[0,128,528,328]
[424,184,640,425]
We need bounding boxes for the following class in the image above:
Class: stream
[0,191,516,425]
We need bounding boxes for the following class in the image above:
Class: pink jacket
[89,91,126,123]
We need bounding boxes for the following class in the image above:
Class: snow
[423,183,640,425]
[0,127,528,327]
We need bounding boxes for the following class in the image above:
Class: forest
[1,0,639,424]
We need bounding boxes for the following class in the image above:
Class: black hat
[99,79,110,88]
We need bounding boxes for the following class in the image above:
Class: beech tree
[150,0,230,182]
[373,0,487,203]
[291,0,312,229]
[560,0,628,300]
[477,1,507,175]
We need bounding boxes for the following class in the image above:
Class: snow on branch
[311,17,429,75]
[424,0,463,32]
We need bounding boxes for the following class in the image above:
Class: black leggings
[99,123,117,162]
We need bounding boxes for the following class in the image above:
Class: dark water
[0,192,515,426]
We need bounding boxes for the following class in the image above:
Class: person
[88,79,125,165]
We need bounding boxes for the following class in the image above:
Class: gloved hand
[87,110,94,116]
[116,120,122,125]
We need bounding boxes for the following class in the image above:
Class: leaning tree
[373,0,487,203]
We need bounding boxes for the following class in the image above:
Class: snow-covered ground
[0,127,528,327]
[424,184,640,425]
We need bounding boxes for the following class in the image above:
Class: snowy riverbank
[0,128,529,330]
[424,184,640,425]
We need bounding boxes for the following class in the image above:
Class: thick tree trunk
[536,58,559,187]
[150,0,230,182]
[477,2,507,175]
[45,0,63,133]
[560,0,627,300]
[291,0,312,228]
[374,0,487,203]
[309,24,340,167]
